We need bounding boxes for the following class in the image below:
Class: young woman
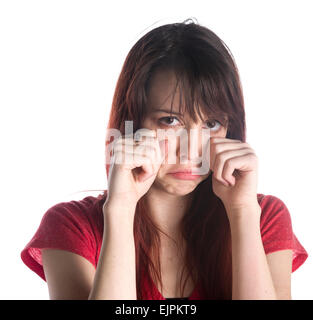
[21,18,308,300]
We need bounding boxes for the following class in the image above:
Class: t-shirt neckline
[150,277,199,300]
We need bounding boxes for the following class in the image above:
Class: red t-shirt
[20,193,308,300]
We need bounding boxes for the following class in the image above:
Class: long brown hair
[101,18,246,299]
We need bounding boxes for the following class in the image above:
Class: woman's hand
[105,130,167,211]
[209,137,259,217]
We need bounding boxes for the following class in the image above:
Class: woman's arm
[42,201,137,300]
[42,132,165,299]
[88,201,137,300]
[42,248,96,300]
[227,204,292,300]
[208,137,292,299]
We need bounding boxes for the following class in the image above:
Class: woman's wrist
[103,200,137,226]
[225,203,261,230]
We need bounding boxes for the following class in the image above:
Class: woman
[21,18,308,300]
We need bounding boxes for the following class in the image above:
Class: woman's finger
[114,143,156,158]
[210,141,250,171]
[113,136,156,159]
[132,153,154,182]
[210,137,242,143]
[221,151,258,186]
[213,147,253,186]
[115,135,155,148]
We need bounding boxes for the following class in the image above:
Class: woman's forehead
[146,68,229,122]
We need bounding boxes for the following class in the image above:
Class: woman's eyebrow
[152,108,182,115]
[151,108,227,122]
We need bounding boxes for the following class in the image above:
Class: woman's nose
[177,127,210,165]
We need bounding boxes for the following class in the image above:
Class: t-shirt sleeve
[259,194,308,272]
[20,201,97,281]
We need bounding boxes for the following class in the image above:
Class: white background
[0,0,312,299]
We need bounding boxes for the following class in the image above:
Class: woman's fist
[106,130,168,209]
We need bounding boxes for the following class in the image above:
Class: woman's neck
[143,186,194,238]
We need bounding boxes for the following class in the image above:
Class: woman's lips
[168,172,202,180]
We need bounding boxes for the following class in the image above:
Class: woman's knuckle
[250,152,258,161]
[217,153,227,163]
[223,159,231,169]
[214,144,223,154]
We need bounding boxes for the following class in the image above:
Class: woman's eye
[158,116,180,126]
[158,116,222,132]
[205,120,222,132]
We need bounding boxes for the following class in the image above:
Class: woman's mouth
[168,172,202,180]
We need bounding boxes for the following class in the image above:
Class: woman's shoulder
[256,192,293,230]
[256,193,290,221]
[45,191,108,235]
[257,192,283,203]
[20,191,108,280]
[256,192,308,272]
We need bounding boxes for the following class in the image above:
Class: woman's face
[142,69,228,196]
